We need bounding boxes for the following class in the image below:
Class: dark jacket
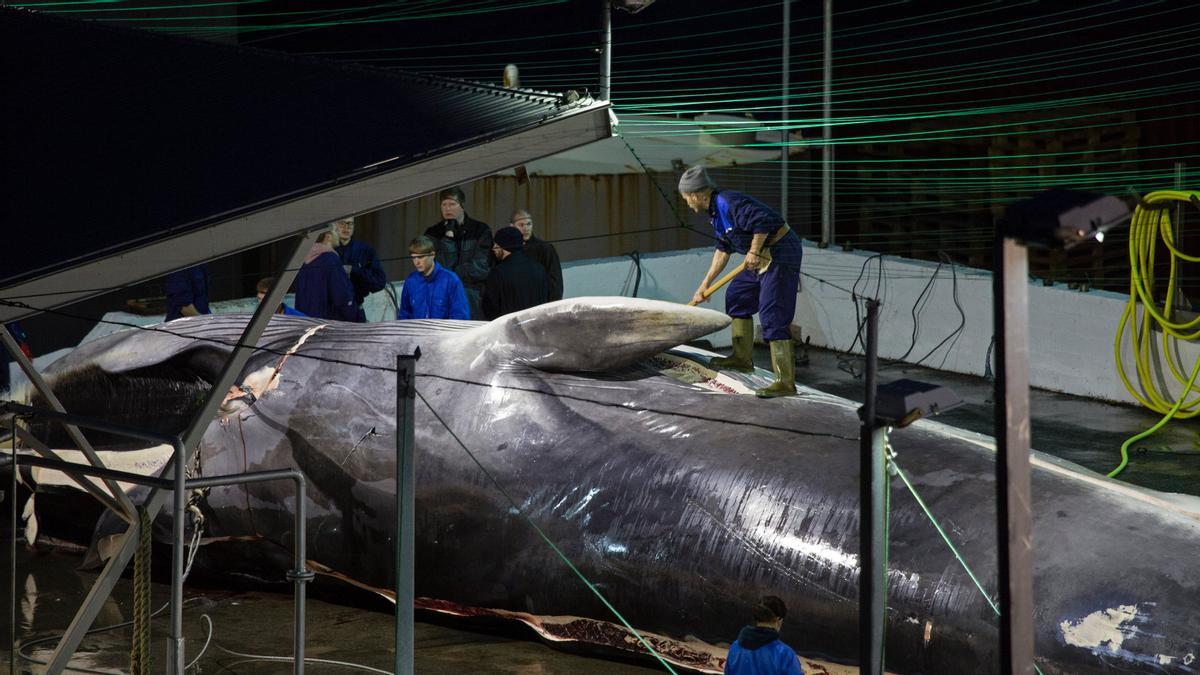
[294,247,358,322]
[164,264,211,321]
[425,214,492,320]
[0,321,31,393]
[524,235,563,302]
[709,190,803,270]
[398,263,470,320]
[724,626,803,675]
[482,250,549,320]
[335,238,387,321]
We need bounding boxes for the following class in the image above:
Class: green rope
[129,507,153,675]
[414,390,679,674]
[889,456,1046,675]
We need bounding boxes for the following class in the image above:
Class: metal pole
[821,0,834,247]
[994,237,1035,674]
[858,298,886,675]
[0,325,135,522]
[170,438,185,674]
[9,417,17,675]
[10,426,127,520]
[11,440,311,674]
[44,231,316,674]
[289,472,311,675]
[780,0,791,219]
[394,351,419,675]
[600,0,612,101]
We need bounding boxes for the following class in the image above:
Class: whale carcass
[15,297,1200,674]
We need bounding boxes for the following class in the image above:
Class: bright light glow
[752,526,859,569]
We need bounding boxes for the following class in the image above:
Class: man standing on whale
[681,165,803,398]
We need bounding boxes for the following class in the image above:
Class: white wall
[12,244,1176,407]
[560,243,1180,405]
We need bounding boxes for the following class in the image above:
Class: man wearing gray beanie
[679,165,804,398]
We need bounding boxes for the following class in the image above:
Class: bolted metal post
[994,237,1035,674]
[858,298,887,675]
[394,350,420,675]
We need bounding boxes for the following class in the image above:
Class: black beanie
[494,226,525,252]
[438,186,466,206]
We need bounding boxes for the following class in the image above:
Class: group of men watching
[400,186,563,321]
[166,186,563,326]
[165,169,799,399]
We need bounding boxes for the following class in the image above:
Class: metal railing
[3,401,312,675]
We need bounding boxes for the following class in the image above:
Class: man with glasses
[398,235,469,320]
[332,216,387,323]
[510,208,563,302]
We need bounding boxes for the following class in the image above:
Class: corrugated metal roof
[0,7,610,320]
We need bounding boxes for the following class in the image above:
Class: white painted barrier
[10,243,1179,407]
[561,243,1177,405]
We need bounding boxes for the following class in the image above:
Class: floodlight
[1000,188,1129,249]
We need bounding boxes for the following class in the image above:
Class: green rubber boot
[756,340,797,398]
[710,317,754,372]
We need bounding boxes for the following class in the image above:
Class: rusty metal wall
[356,165,814,285]
[358,173,703,284]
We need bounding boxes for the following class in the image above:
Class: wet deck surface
[5,550,668,673]
[782,344,1200,497]
[3,344,1199,674]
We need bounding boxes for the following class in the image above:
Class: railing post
[394,350,420,675]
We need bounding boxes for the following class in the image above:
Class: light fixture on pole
[993,189,1129,674]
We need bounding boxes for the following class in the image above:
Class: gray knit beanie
[677,165,716,193]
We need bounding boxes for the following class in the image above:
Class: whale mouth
[28,357,215,451]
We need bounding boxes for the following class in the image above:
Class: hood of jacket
[735,625,781,651]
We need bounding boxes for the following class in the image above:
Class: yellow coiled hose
[1112,190,1200,476]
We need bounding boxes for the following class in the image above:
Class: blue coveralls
[398,263,470,320]
[708,190,803,341]
[335,239,387,323]
[294,251,359,322]
[164,264,211,322]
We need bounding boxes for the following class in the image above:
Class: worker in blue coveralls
[724,596,804,675]
[681,165,803,398]
[164,263,211,322]
[332,216,387,322]
[398,235,469,320]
